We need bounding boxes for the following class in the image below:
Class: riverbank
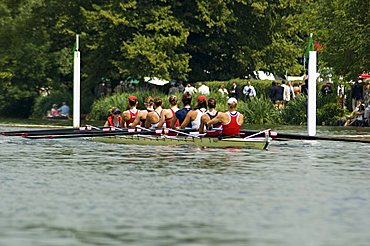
[0,117,104,128]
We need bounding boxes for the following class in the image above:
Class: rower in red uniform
[104,107,123,128]
[123,95,139,128]
[157,95,180,129]
[206,97,244,136]
[130,96,154,128]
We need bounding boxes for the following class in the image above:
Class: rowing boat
[94,134,271,150]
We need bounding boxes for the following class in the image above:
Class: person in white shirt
[242,81,256,101]
[281,80,291,105]
[184,83,197,95]
[197,83,210,95]
[218,84,228,97]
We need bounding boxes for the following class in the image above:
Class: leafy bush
[281,95,308,125]
[241,96,282,124]
[31,89,73,118]
[317,102,345,125]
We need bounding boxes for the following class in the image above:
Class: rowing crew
[104,93,244,137]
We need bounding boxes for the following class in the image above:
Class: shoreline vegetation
[2,79,358,128]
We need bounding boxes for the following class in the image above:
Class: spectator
[275,82,284,109]
[242,81,256,101]
[293,82,301,97]
[269,81,279,105]
[363,83,369,107]
[58,102,70,117]
[301,75,308,96]
[197,83,210,95]
[320,81,333,96]
[105,83,112,96]
[344,102,365,127]
[184,83,197,95]
[47,104,60,117]
[351,80,363,111]
[364,104,370,126]
[281,80,292,105]
[168,83,180,95]
[288,81,296,100]
[114,81,125,94]
[218,84,229,97]
[229,81,240,100]
[177,82,185,93]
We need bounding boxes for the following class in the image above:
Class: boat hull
[94,135,271,150]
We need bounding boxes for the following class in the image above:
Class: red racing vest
[222,111,241,136]
[107,116,123,127]
[125,109,138,127]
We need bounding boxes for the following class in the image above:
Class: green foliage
[31,89,73,118]
[317,102,345,126]
[309,0,370,79]
[1,0,368,121]
[281,95,308,125]
[0,85,36,118]
[242,96,282,125]
[89,91,174,121]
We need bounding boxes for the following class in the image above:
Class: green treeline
[0,0,369,118]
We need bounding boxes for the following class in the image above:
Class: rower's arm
[170,115,178,129]
[199,114,210,133]
[122,111,130,122]
[145,112,153,129]
[238,113,244,125]
[180,111,193,129]
[156,109,167,129]
[130,110,142,128]
[122,111,130,128]
[207,113,224,127]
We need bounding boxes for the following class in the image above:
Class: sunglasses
[113,112,121,115]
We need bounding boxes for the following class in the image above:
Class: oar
[23,128,154,139]
[1,125,99,136]
[1,126,125,137]
[244,129,271,139]
[272,132,370,143]
[240,130,370,143]
[166,128,203,138]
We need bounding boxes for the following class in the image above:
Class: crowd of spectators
[94,76,370,127]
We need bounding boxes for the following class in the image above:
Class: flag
[304,33,314,69]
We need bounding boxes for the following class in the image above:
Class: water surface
[1,126,370,246]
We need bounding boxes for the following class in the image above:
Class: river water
[1,125,370,246]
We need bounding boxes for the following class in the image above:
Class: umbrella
[358,72,370,79]
[144,77,170,86]
[126,77,140,84]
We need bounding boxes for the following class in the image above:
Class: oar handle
[167,128,200,138]
[244,129,270,139]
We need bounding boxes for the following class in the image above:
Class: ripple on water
[1,126,370,245]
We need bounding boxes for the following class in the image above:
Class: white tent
[144,77,170,86]
[253,71,275,80]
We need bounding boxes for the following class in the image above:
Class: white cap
[227,97,237,104]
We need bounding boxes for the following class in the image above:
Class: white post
[73,34,81,128]
[307,51,317,136]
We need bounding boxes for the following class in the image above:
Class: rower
[199,98,222,136]
[130,96,154,128]
[180,95,207,130]
[170,92,192,129]
[207,97,244,136]
[157,95,180,129]
[104,107,123,128]
[145,97,163,129]
[123,95,139,128]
